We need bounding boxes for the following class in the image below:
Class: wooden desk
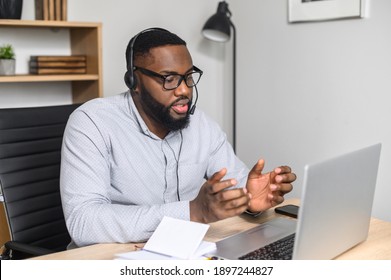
[31,199,391,260]
[0,201,11,247]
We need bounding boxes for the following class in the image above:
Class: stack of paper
[115,216,216,260]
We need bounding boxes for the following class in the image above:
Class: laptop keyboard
[238,233,295,260]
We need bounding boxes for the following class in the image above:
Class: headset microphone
[189,85,198,115]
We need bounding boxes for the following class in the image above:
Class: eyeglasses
[134,66,203,90]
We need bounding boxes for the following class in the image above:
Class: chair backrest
[0,104,80,254]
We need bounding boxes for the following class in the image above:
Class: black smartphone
[274,204,299,218]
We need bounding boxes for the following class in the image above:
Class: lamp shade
[202,1,231,42]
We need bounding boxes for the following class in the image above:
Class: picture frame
[288,0,367,23]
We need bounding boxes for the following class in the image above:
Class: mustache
[169,96,191,107]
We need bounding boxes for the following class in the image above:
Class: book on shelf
[35,0,67,21]
[55,0,61,21]
[30,55,87,62]
[35,0,49,20]
[29,56,87,75]
[48,0,55,20]
[29,67,87,75]
[62,0,67,21]
[43,0,49,20]
[35,0,44,20]
[29,60,87,68]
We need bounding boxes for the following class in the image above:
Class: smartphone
[274,204,299,218]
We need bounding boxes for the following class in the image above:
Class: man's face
[134,45,194,132]
[139,81,191,131]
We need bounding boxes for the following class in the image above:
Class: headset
[124,27,198,115]
[124,27,169,90]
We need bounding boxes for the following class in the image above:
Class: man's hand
[246,159,296,212]
[190,168,251,223]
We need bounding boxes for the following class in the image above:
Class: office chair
[0,104,81,259]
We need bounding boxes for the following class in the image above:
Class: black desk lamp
[202,1,237,152]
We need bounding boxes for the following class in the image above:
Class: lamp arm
[230,21,236,153]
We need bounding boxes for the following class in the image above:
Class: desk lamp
[202,1,237,152]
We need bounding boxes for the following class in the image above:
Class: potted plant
[0,44,16,75]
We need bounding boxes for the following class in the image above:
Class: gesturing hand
[246,159,296,213]
[190,168,251,223]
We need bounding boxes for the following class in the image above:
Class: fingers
[269,194,285,206]
[269,182,293,206]
[208,168,227,184]
[209,181,250,209]
[274,165,291,174]
[191,168,251,223]
[207,168,237,194]
[270,183,293,194]
[273,166,297,184]
[274,173,297,184]
[250,159,265,174]
[216,187,250,207]
[252,160,293,176]
[271,165,295,197]
[208,178,238,194]
[212,189,251,219]
[191,186,250,223]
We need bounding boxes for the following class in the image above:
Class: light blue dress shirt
[60,91,249,248]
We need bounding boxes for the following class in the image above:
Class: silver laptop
[209,143,381,260]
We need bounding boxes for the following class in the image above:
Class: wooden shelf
[0,20,103,103]
[0,74,99,82]
[0,19,101,28]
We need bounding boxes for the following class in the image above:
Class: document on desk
[115,216,216,260]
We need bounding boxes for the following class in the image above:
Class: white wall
[232,0,391,222]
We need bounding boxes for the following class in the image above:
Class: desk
[31,199,391,260]
[0,201,11,247]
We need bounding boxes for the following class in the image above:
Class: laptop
[209,143,382,260]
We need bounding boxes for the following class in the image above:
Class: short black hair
[125,29,187,70]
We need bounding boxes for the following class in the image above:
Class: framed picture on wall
[288,0,367,23]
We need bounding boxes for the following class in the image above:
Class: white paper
[115,216,215,260]
[192,241,216,258]
[144,216,211,259]
[115,250,175,260]
[115,241,216,260]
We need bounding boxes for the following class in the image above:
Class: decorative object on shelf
[35,0,67,21]
[0,44,16,76]
[0,0,23,19]
[288,0,367,23]
[202,1,237,152]
[29,55,87,75]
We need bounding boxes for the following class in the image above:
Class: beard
[139,83,191,132]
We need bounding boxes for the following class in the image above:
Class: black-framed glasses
[134,66,203,90]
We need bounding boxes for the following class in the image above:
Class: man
[60,28,296,248]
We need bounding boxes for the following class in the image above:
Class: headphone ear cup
[130,73,137,89]
[124,70,137,90]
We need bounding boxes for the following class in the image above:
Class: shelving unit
[0,19,103,103]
